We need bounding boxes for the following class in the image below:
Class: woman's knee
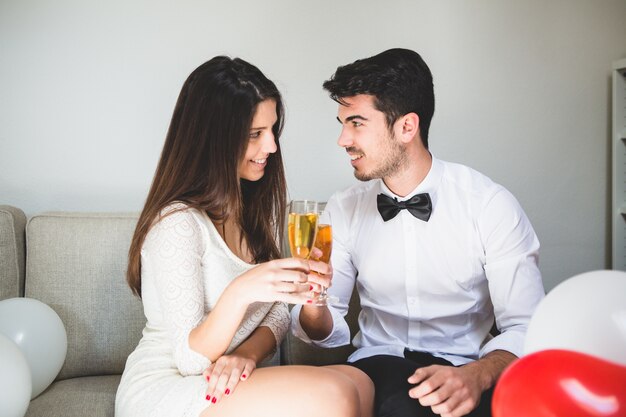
[316,370,361,417]
[325,365,374,417]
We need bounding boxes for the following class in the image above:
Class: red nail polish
[307,299,312,304]
[242,374,247,379]
[206,375,210,382]
[309,285,313,291]
[205,395,211,401]
[225,388,230,395]
[211,397,217,404]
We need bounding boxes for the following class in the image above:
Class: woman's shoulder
[146,202,208,244]
[156,202,206,223]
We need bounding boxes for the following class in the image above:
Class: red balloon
[493,349,626,417]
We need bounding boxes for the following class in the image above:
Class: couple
[115,49,545,417]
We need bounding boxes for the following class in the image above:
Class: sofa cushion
[26,375,120,417]
[25,212,145,380]
[0,205,26,300]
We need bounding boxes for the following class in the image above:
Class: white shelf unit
[612,58,626,270]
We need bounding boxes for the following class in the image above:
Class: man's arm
[298,304,334,340]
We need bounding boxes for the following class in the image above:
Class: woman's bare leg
[326,364,374,417]
[199,365,361,417]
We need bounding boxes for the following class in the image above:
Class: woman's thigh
[199,365,360,417]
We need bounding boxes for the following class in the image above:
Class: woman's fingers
[205,363,224,403]
[277,291,316,305]
[211,368,232,404]
[221,363,250,398]
[273,280,311,294]
[270,257,310,272]
[204,360,236,404]
[240,362,254,381]
[204,357,257,405]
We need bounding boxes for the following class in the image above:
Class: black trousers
[349,351,494,417]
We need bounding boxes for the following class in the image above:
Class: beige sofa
[0,205,359,417]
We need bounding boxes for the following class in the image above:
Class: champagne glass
[288,200,319,261]
[311,210,338,306]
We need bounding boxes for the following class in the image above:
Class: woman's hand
[203,354,255,405]
[229,258,313,305]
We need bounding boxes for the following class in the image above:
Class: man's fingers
[407,366,434,384]
[438,397,476,417]
[430,392,463,416]
[306,272,331,288]
[408,366,448,399]
[418,383,455,407]
[310,246,323,259]
[308,259,332,276]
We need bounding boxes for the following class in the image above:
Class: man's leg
[350,354,438,417]
[350,351,495,417]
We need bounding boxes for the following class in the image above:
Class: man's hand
[407,350,516,417]
[407,364,484,417]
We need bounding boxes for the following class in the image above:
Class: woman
[115,56,373,417]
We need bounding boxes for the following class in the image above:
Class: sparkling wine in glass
[312,210,338,306]
[288,200,319,261]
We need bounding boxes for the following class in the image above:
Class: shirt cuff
[290,304,351,348]
[479,326,526,359]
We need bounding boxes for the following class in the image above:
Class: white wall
[1,0,625,290]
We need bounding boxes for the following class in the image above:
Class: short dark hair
[323,48,435,148]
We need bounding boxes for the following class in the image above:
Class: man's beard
[353,139,407,182]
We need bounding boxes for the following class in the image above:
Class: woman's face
[239,99,278,182]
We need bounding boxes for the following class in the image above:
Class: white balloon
[0,333,32,417]
[0,298,67,399]
[524,269,626,365]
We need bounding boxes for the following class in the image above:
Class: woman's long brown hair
[127,56,286,297]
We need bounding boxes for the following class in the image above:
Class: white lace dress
[115,204,290,417]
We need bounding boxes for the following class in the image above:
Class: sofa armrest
[0,205,27,299]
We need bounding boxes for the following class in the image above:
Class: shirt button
[408,297,416,305]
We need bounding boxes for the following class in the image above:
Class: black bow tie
[377,193,432,222]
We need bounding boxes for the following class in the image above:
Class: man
[291,48,545,417]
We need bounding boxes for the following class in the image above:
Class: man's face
[336,94,407,181]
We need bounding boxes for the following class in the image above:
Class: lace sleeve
[258,302,290,349]
[143,206,211,375]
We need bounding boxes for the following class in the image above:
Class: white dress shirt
[292,156,545,365]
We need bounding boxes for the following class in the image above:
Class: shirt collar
[378,154,444,202]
